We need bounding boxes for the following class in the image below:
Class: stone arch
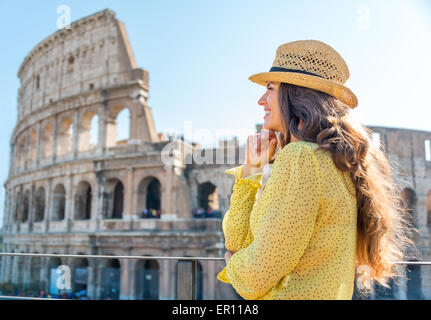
[74,181,92,220]
[58,117,73,156]
[22,189,30,223]
[100,259,121,300]
[33,186,46,222]
[103,178,124,219]
[28,130,37,164]
[195,181,221,218]
[135,259,160,300]
[401,188,418,227]
[42,124,53,158]
[137,177,161,218]
[51,184,66,221]
[78,111,99,151]
[106,106,130,147]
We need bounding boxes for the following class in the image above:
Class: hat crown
[273,40,350,84]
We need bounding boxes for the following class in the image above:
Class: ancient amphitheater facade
[364,126,431,299]
[0,9,430,300]
[0,9,240,300]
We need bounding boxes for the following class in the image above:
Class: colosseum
[0,9,430,300]
[0,9,243,300]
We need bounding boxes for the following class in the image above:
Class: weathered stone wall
[367,125,431,299]
[1,9,236,300]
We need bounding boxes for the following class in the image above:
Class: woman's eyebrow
[266,82,273,88]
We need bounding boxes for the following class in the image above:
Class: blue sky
[0,0,430,227]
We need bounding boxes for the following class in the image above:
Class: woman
[216,40,415,300]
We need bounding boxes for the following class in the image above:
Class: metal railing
[0,252,223,300]
[0,252,429,300]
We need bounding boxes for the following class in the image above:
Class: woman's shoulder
[278,141,319,159]
[275,141,331,175]
[270,142,320,176]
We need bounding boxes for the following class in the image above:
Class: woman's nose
[258,94,266,106]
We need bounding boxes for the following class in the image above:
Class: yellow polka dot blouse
[217,141,358,300]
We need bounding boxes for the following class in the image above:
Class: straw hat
[248,40,358,108]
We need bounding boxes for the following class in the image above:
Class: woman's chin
[263,122,273,131]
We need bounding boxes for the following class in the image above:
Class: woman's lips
[264,110,271,119]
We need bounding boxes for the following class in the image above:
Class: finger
[269,138,277,154]
[262,138,276,163]
[257,135,262,153]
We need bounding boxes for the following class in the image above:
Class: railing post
[176,260,197,300]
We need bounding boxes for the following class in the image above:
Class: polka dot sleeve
[225,143,322,300]
[222,165,263,252]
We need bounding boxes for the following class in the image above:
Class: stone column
[35,122,42,166]
[41,256,50,293]
[128,259,137,300]
[6,247,15,284]
[95,170,105,230]
[19,185,24,230]
[417,191,429,238]
[10,190,17,233]
[11,254,19,286]
[161,165,173,217]
[52,115,58,163]
[44,179,52,232]
[24,130,30,171]
[86,259,96,300]
[119,259,131,300]
[0,244,9,283]
[206,260,215,300]
[94,260,104,299]
[123,167,135,221]
[3,189,10,233]
[28,184,35,232]
[170,259,177,299]
[22,254,32,292]
[72,109,79,159]
[421,265,431,299]
[0,251,5,284]
[160,259,170,300]
[3,253,14,285]
[8,143,15,177]
[98,103,108,154]
[65,173,73,232]
[10,190,16,233]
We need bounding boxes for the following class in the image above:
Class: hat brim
[248,71,358,108]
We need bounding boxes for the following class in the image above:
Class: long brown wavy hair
[272,82,417,295]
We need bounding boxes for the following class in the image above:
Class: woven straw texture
[249,40,358,108]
